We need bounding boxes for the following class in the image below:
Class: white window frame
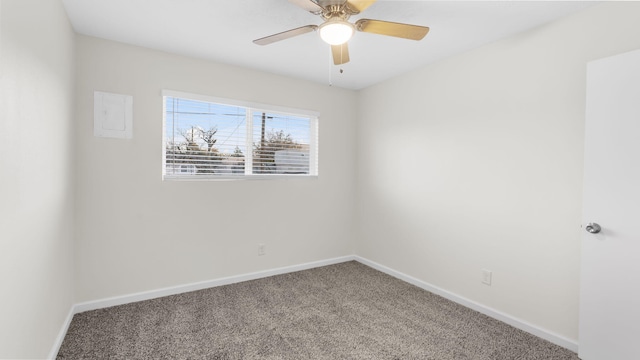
[162,90,319,181]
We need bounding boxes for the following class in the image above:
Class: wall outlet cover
[482,269,492,286]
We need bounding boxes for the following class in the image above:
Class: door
[579,49,640,360]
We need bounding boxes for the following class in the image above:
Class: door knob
[585,223,601,234]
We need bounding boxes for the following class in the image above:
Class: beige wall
[0,0,76,358]
[74,36,357,302]
[355,2,640,343]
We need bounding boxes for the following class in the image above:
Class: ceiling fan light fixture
[318,18,355,45]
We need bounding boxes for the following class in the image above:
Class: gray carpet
[57,261,578,359]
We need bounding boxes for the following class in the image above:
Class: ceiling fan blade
[253,25,318,46]
[355,19,429,40]
[331,43,350,65]
[288,0,325,14]
[346,0,376,13]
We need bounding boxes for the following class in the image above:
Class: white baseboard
[353,256,578,353]
[53,256,355,358]
[74,255,355,314]
[51,254,577,357]
[48,305,74,360]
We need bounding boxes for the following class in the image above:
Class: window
[163,91,318,180]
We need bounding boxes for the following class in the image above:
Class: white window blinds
[163,92,318,179]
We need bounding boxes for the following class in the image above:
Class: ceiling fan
[253,0,430,65]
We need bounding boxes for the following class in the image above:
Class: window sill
[162,174,319,181]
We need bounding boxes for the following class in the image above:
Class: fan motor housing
[320,4,356,21]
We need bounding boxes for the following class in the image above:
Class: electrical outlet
[482,269,492,286]
[258,243,266,256]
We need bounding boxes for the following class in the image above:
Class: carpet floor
[57,261,579,359]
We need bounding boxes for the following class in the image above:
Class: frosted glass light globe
[319,19,355,45]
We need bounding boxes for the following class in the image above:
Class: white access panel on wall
[94,91,133,139]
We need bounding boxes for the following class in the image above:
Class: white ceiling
[61,0,597,90]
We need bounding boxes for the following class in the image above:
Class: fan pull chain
[328,46,333,86]
[328,45,346,86]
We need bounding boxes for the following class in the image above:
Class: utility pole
[261,112,266,150]
[258,112,266,173]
